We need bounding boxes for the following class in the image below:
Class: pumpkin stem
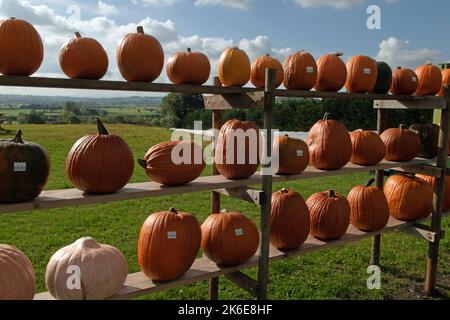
[96,118,109,135]
[137,26,144,34]
[169,207,178,214]
[399,124,406,130]
[426,61,432,65]
[187,48,192,52]
[397,66,402,70]
[221,209,230,214]
[334,52,344,57]
[265,53,270,57]
[10,17,16,20]
[366,178,376,187]
[12,130,24,144]
[323,113,331,121]
[328,190,336,198]
[75,32,82,38]
[280,188,289,194]
[137,159,147,169]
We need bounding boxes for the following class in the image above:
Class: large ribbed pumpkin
[215,119,260,179]
[271,188,310,250]
[384,174,433,221]
[273,134,309,175]
[348,179,390,232]
[409,123,439,159]
[416,174,450,211]
[250,54,284,88]
[117,26,164,82]
[0,130,50,203]
[415,62,442,96]
[60,32,109,80]
[380,125,421,162]
[307,113,352,170]
[350,129,386,166]
[345,55,377,93]
[166,48,210,85]
[390,67,418,95]
[315,52,347,92]
[371,61,392,94]
[139,141,205,186]
[138,208,201,281]
[201,210,259,266]
[0,244,35,300]
[0,17,43,76]
[66,119,134,194]
[306,190,350,240]
[438,69,450,97]
[46,237,128,300]
[283,50,318,90]
[218,47,250,87]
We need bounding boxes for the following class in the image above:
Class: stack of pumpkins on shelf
[1,17,450,95]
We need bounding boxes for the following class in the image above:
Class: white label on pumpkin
[411,76,417,82]
[364,68,371,75]
[167,231,177,239]
[235,228,244,237]
[306,66,314,73]
[296,149,304,157]
[14,162,26,172]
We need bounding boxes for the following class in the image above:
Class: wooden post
[425,89,450,295]
[372,106,388,266]
[209,76,223,300]
[256,68,276,300]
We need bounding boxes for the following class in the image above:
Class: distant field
[0,124,448,300]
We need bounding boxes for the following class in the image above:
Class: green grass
[0,124,448,300]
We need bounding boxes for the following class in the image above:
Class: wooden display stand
[0,70,448,300]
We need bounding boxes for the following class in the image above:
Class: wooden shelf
[0,158,432,215]
[34,212,448,301]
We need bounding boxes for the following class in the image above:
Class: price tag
[167,231,177,240]
[296,149,304,157]
[411,76,417,82]
[364,68,372,75]
[14,162,27,172]
[235,228,244,237]
[306,66,314,73]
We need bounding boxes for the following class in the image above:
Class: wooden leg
[370,235,381,266]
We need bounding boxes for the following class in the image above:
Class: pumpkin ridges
[218,47,251,87]
[250,54,284,88]
[391,67,418,95]
[380,126,421,162]
[415,62,442,96]
[416,174,450,211]
[350,130,386,165]
[438,69,450,97]
[273,135,309,175]
[166,48,211,85]
[283,50,318,90]
[315,52,347,92]
[371,61,393,94]
[345,55,378,93]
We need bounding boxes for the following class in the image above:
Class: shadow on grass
[0,126,13,136]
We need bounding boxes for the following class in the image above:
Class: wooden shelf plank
[374,99,446,110]
[0,158,432,215]
[34,211,449,301]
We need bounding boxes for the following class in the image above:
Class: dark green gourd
[371,61,393,94]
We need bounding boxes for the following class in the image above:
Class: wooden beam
[403,224,444,243]
[224,272,258,297]
[204,92,265,110]
[374,99,446,110]
[398,164,442,178]
[214,187,264,206]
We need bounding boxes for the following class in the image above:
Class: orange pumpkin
[283,50,318,90]
[0,17,43,76]
[139,141,205,186]
[345,55,378,93]
[218,47,250,87]
[306,190,350,240]
[307,113,352,170]
[315,52,347,92]
[350,130,386,166]
[384,174,433,221]
[166,48,210,85]
[380,125,421,162]
[201,210,259,266]
[390,67,418,95]
[271,188,310,250]
[416,174,450,211]
[215,119,260,179]
[348,178,390,232]
[273,134,309,175]
[415,62,442,96]
[60,32,109,80]
[117,26,164,82]
[138,208,201,281]
[66,119,134,194]
[250,54,284,88]
[438,69,450,97]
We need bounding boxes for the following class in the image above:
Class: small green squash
[371,61,392,94]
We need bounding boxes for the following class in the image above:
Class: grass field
[0,124,449,300]
[0,106,157,117]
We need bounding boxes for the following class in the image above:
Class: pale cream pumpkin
[0,244,36,300]
[45,237,128,300]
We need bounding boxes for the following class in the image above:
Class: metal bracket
[403,223,445,243]
[214,187,265,206]
[224,272,259,297]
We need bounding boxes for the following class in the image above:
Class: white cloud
[194,0,252,10]
[376,37,444,68]
[131,0,181,6]
[97,1,118,16]
[292,0,364,9]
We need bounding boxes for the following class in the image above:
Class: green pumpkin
[371,61,392,94]
[409,123,439,159]
[0,130,50,203]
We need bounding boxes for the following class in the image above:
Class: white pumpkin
[45,237,128,300]
[0,244,36,300]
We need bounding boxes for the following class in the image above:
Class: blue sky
[0,0,448,97]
